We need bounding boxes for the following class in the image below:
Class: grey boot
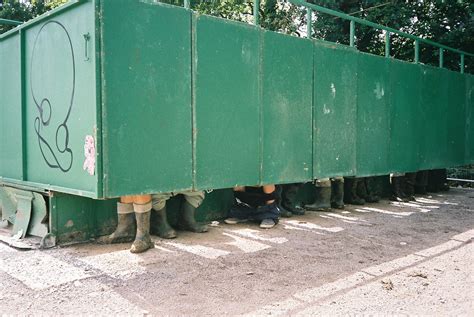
[331,179,344,209]
[305,185,331,211]
[150,206,177,239]
[97,203,136,244]
[130,203,154,253]
[179,200,208,233]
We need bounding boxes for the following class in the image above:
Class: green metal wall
[313,42,357,178]
[1,0,473,200]
[101,1,192,197]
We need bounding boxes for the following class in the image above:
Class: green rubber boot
[97,203,136,244]
[179,200,208,233]
[150,206,177,239]
[347,178,365,205]
[305,185,331,211]
[130,203,154,253]
[331,179,344,209]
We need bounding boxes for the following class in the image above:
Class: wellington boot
[391,177,409,202]
[347,179,365,205]
[364,178,380,203]
[97,212,136,244]
[331,179,344,209]
[415,171,429,195]
[281,184,305,215]
[405,173,417,201]
[179,201,208,233]
[150,206,177,239]
[305,186,331,211]
[130,211,154,254]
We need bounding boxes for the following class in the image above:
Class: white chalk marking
[0,252,92,290]
[451,229,474,242]
[325,212,363,222]
[415,240,463,258]
[223,233,271,253]
[361,207,414,216]
[166,242,230,259]
[229,228,288,244]
[283,224,325,235]
[81,249,149,279]
[284,220,344,233]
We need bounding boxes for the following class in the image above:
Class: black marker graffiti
[30,21,75,173]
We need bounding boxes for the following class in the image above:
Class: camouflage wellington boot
[179,200,208,233]
[97,202,136,244]
[150,206,177,239]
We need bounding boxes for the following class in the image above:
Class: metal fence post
[414,40,419,63]
[460,54,465,74]
[349,20,355,47]
[254,0,260,25]
[307,8,312,39]
[439,48,444,68]
[385,32,390,58]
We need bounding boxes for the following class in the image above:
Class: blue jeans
[228,202,280,222]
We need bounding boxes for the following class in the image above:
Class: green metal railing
[249,0,473,74]
[0,18,22,26]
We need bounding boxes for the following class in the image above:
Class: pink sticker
[83,135,95,176]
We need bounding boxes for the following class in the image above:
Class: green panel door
[0,35,23,180]
[101,1,192,197]
[467,74,474,164]
[194,16,260,189]
[356,53,391,176]
[446,70,466,167]
[389,60,421,173]
[24,1,98,197]
[419,66,448,170]
[314,42,357,178]
[261,31,313,185]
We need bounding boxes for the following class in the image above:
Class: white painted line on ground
[341,211,351,214]
[451,229,474,242]
[325,213,362,221]
[360,207,414,216]
[229,228,288,244]
[283,224,325,235]
[81,249,154,279]
[154,245,177,253]
[284,220,344,233]
[166,242,230,259]
[415,240,463,258]
[0,252,93,290]
[362,254,425,276]
[222,233,271,253]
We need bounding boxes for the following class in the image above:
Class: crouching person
[98,194,154,254]
[150,190,208,239]
[225,185,280,229]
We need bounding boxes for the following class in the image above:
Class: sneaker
[260,218,276,229]
[224,217,248,225]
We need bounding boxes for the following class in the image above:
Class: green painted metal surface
[356,53,391,176]
[101,1,192,197]
[467,75,474,163]
[0,35,23,180]
[313,41,357,178]
[23,1,98,196]
[261,31,313,184]
[420,67,449,170]
[193,15,260,189]
[389,60,421,173]
[446,71,466,167]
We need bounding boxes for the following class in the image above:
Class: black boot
[347,178,365,205]
[97,203,136,244]
[305,185,331,211]
[130,210,154,253]
[331,179,344,209]
[179,200,208,233]
[275,185,292,217]
[150,206,177,239]
[363,177,380,203]
[415,171,428,195]
[391,176,409,202]
[405,172,417,201]
[281,184,305,215]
